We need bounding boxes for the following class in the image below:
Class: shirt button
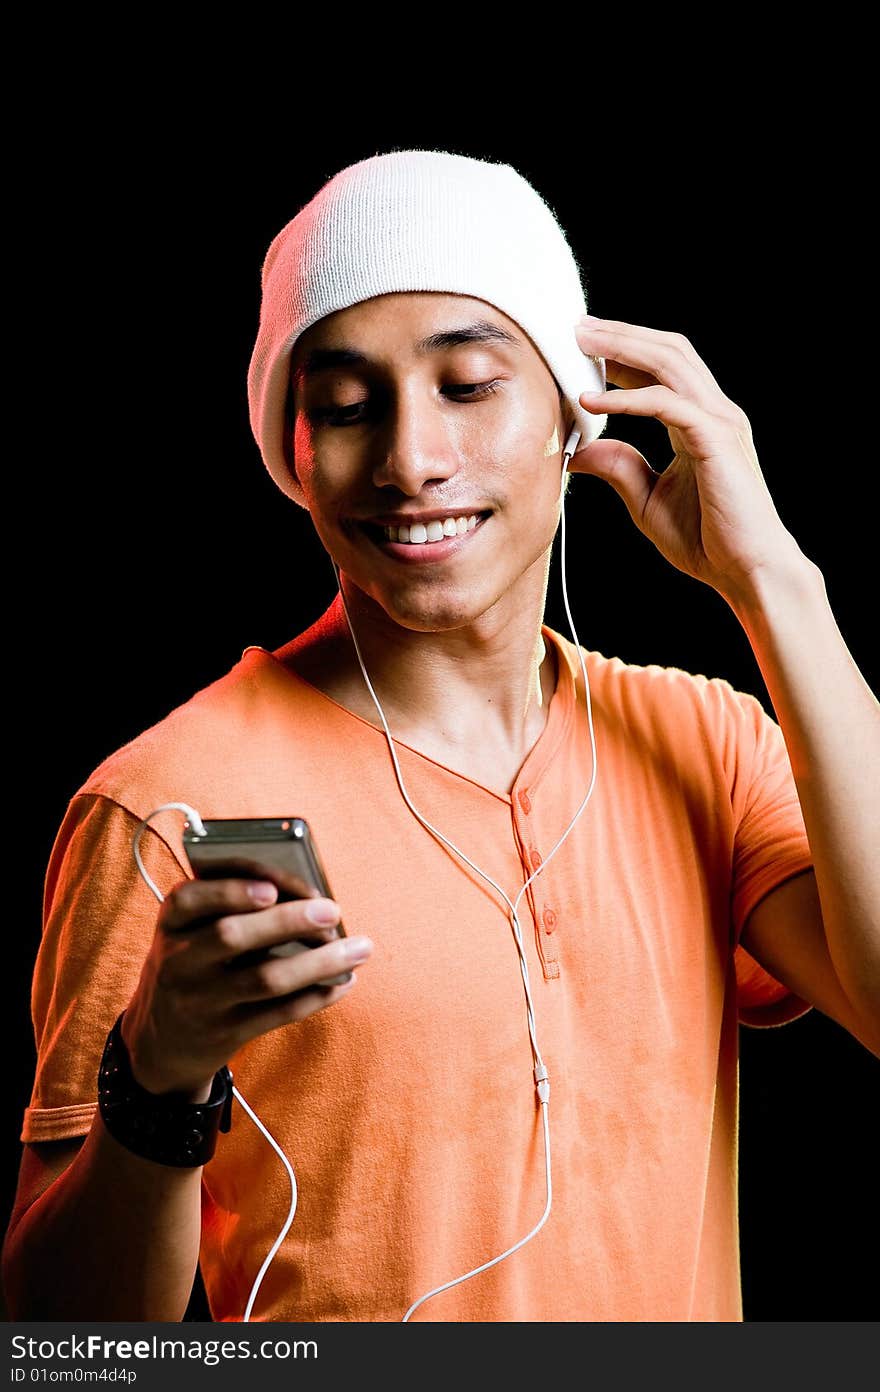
[543,907,557,932]
[518,789,532,815]
[530,848,543,870]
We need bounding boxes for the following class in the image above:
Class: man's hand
[120,878,373,1100]
[570,315,810,604]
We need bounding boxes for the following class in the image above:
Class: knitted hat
[246,149,607,509]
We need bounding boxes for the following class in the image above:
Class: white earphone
[132,424,600,1321]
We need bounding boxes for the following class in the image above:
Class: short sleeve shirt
[20,624,814,1321]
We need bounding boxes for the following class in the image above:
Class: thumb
[569,439,660,530]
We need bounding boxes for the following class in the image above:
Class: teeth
[383,514,481,543]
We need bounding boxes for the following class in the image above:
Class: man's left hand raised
[571,315,811,603]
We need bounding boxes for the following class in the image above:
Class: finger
[575,322,724,405]
[198,897,348,969]
[190,856,320,903]
[160,876,280,934]
[578,316,713,374]
[602,359,660,391]
[222,934,372,1006]
[229,974,359,1044]
[579,382,708,432]
[570,440,660,527]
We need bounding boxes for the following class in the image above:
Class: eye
[310,381,501,427]
[450,381,501,399]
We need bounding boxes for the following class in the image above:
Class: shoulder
[548,627,763,741]
[75,645,320,819]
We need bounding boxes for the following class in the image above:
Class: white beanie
[247,149,607,509]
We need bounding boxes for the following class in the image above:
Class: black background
[6,115,877,1322]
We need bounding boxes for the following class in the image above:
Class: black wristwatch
[98,1012,234,1168]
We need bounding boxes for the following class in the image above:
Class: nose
[370,385,460,496]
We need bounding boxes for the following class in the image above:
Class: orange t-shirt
[21,622,814,1322]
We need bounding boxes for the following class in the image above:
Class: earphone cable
[128,440,599,1322]
[332,445,598,1319]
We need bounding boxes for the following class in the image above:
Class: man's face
[286,291,573,633]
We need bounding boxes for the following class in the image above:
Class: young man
[4,151,878,1323]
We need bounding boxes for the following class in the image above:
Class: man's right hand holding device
[121,876,374,1102]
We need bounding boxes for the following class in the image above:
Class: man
[3,150,878,1323]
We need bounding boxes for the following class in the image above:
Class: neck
[279,580,557,754]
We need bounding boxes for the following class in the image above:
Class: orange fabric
[21,622,814,1321]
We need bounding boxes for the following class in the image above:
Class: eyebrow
[290,319,522,390]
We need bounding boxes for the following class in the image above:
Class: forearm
[726,554,880,1025]
[2,1111,203,1321]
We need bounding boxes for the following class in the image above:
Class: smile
[355,511,491,564]
[383,513,482,543]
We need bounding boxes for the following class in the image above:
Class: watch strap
[98,1012,233,1168]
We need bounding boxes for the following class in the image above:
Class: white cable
[332,441,599,1320]
[233,1088,299,1322]
[132,802,207,900]
[401,1090,552,1323]
[128,437,600,1324]
[131,802,297,1324]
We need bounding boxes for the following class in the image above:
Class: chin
[346,572,500,633]
[382,591,493,633]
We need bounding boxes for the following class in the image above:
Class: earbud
[563,427,581,460]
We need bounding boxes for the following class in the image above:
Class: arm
[729,556,880,1056]
[569,317,879,1054]
[7,795,369,1321]
[2,1118,204,1321]
[4,798,207,1320]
